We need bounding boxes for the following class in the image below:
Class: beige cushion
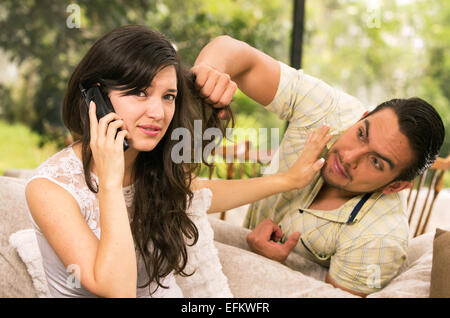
[0,176,38,297]
[3,169,35,180]
[215,241,357,298]
[430,228,450,297]
[211,216,438,298]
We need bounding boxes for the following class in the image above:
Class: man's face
[321,108,414,195]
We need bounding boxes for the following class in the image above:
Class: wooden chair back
[407,155,450,238]
[208,141,272,220]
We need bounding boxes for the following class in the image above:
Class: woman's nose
[145,99,164,120]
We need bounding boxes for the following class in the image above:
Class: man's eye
[358,128,365,138]
[358,128,365,139]
[371,157,382,170]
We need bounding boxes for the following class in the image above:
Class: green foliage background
[0,0,448,183]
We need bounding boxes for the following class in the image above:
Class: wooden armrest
[431,155,450,171]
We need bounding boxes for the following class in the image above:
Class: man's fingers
[209,73,230,103]
[190,65,208,88]
[212,79,237,108]
[270,224,283,242]
[282,232,300,253]
[200,73,219,99]
[190,64,236,107]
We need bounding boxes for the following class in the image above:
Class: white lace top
[26,144,183,298]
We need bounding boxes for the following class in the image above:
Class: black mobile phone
[80,84,129,151]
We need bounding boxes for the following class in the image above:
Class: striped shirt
[244,61,409,294]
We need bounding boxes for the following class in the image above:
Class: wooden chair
[407,155,450,238]
[208,141,273,220]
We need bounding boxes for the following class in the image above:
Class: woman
[25,25,331,298]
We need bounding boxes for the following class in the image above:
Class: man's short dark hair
[365,97,445,181]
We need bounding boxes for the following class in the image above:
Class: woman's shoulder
[26,142,89,198]
[31,143,83,179]
[26,142,100,234]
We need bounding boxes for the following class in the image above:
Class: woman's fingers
[88,101,98,142]
[88,103,125,150]
[304,125,332,159]
[97,113,121,142]
[312,157,326,172]
[106,119,125,144]
[114,129,128,148]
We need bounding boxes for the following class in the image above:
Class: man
[191,35,445,296]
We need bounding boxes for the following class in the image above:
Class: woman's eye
[136,90,147,97]
[164,94,176,102]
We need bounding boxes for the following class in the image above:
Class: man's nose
[342,147,367,169]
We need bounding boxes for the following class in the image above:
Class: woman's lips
[138,126,161,137]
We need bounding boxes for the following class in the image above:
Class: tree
[301,0,449,157]
[0,0,291,145]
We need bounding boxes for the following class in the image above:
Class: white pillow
[8,229,51,298]
[175,188,233,297]
[9,188,233,298]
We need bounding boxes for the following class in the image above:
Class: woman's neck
[123,148,139,187]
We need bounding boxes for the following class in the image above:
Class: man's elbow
[325,272,368,298]
[212,34,235,45]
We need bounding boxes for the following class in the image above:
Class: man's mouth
[333,153,350,179]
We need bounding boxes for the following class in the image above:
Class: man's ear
[382,180,413,195]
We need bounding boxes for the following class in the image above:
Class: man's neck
[309,183,359,211]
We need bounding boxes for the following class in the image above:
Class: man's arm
[246,220,381,297]
[325,272,367,297]
[192,35,280,107]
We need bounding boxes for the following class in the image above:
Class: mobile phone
[79,84,129,151]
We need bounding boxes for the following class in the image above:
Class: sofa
[1,173,449,298]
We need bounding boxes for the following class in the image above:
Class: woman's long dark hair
[62,25,231,294]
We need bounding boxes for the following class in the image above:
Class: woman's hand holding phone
[88,101,128,190]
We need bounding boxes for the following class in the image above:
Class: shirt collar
[299,175,384,224]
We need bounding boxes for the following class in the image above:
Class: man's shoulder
[275,60,368,130]
[365,190,407,216]
[350,191,409,241]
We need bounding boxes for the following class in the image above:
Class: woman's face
[109,65,177,152]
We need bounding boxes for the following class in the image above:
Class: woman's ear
[382,180,413,195]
